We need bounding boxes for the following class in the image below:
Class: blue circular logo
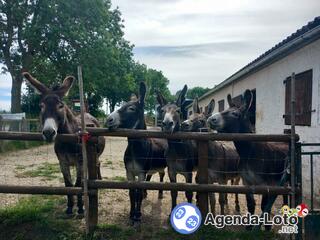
[170,202,202,234]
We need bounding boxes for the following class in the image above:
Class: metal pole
[78,66,90,235]
[290,72,296,209]
[310,154,314,211]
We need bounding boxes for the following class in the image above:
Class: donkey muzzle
[42,128,57,142]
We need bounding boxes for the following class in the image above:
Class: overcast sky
[0,0,319,110]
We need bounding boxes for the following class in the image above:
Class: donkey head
[106,82,146,130]
[22,72,75,142]
[156,85,187,133]
[207,89,253,133]
[181,98,215,132]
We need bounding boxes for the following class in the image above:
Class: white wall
[192,39,320,205]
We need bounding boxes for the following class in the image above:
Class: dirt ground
[0,137,286,230]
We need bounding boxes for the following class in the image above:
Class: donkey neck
[127,115,147,145]
[57,107,79,134]
[233,119,255,159]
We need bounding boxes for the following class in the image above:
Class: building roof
[195,16,320,103]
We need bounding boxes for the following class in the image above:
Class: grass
[93,223,278,240]
[0,140,45,153]
[16,162,61,180]
[102,176,126,181]
[0,196,280,240]
[0,196,83,240]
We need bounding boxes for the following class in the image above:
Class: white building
[188,17,320,205]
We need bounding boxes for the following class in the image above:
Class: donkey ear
[176,84,187,107]
[193,97,200,114]
[22,72,49,94]
[242,89,253,112]
[56,76,75,97]
[156,90,167,107]
[227,94,235,107]
[206,99,215,116]
[138,82,146,106]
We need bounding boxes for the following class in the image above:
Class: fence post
[87,137,99,233]
[197,140,209,219]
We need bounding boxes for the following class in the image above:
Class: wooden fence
[0,129,302,235]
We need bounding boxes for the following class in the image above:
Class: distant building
[188,17,320,203]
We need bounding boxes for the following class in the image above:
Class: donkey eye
[58,103,64,109]
[128,106,136,111]
[231,112,240,117]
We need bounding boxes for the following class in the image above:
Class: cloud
[112,0,320,93]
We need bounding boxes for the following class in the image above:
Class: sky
[0,0,319,111]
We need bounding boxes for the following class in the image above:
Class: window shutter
[284,69,312,126]
[218,99,225,112]
[232,95,242,107]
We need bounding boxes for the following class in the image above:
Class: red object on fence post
[197,140,209,219]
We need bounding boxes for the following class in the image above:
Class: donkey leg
[219,179,227,215]
[261,194,271,231]
[58,159,74,215]
[245,193,256,230]
[143,174,152,199]
[168,169,178,212]
[235,193,240,213]
[261,194,277,231]
[185,172,193,203]
[234,177,241,212]
[75,161,84,215]
[135,173,147,224]
[208,178,216,215]
[158,171,165,199]
[282,194,288,206]
[209,193,216,215]
[126,171,135,225]
[246,193,256,215]
[96,160,102,180]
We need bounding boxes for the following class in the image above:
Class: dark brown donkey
[157,85,197,211]
[23,72,105,215]
[106,82,167,226]
[207,89,288,230]
[181,97,240,215]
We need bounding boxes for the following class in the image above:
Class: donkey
[156,85,198,211]
[106,82,167,225]
[22,72,105,215]
[181,97,241,215]
[207,89,288,230]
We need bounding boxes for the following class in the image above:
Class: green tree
[0,0,132,113]
[175,86,210,100]
[131,63,172,114]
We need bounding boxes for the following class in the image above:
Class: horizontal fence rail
[87,128,299,142]
[0,185,83,195]
[89,180,297,195]
[0,130,299,142]
[0,131,79,142]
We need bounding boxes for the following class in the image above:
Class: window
[218,99,225,112]
[200,107,203,113]
[232,95,242,107]
[248,89,256,128]
[284,69,313,126]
